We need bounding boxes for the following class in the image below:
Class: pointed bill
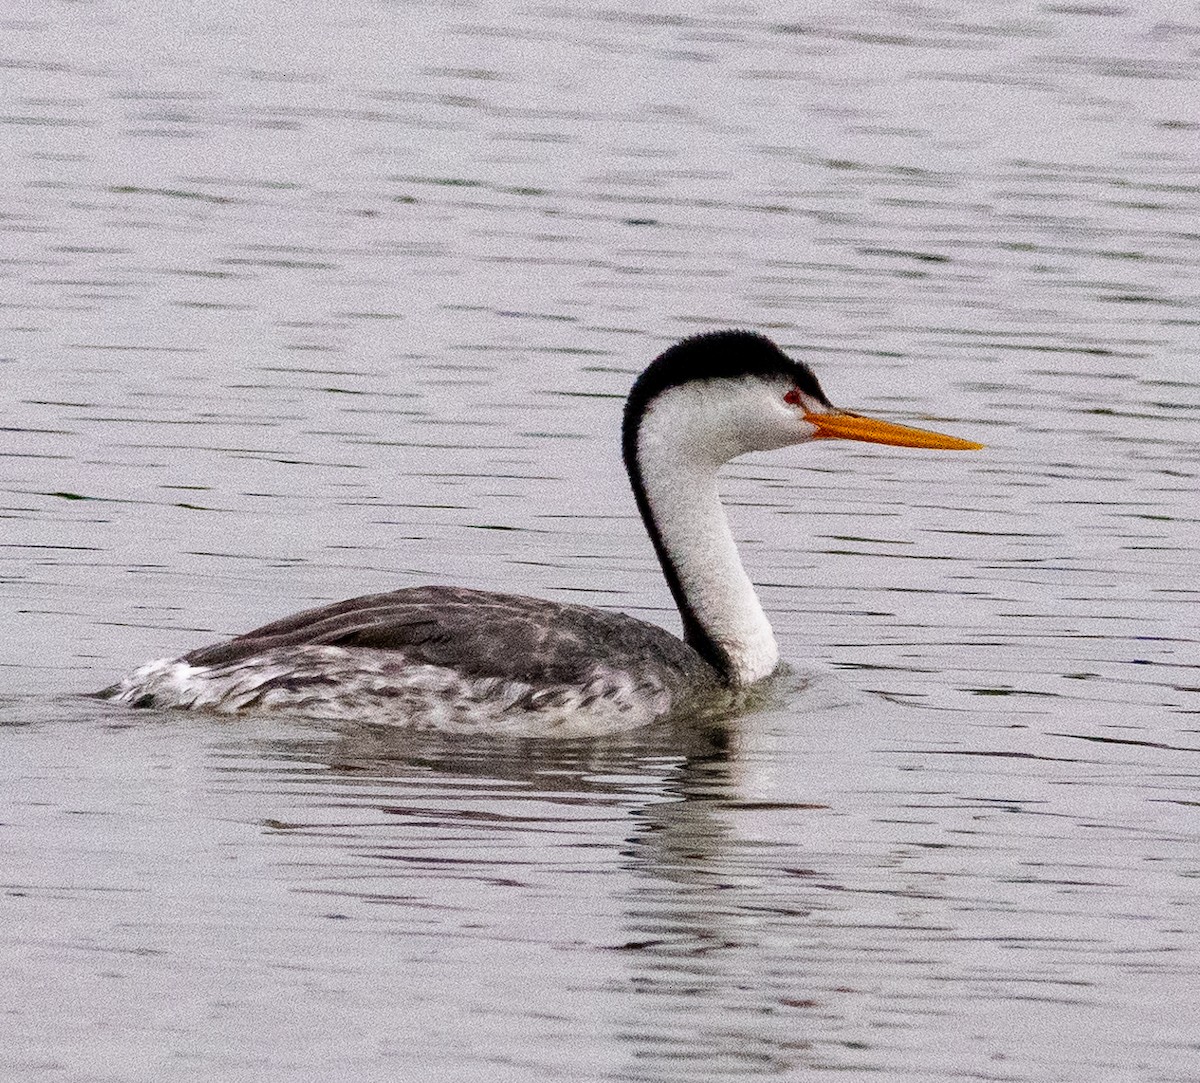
[805,412,984,450]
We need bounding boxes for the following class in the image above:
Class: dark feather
[183,585,715,691]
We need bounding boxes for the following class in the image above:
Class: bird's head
[624,330,982,467]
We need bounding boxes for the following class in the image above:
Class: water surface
[2,1,1198,1079]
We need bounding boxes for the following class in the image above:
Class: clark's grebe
[104,331,981,734]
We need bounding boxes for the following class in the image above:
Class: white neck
[631,389,780,685]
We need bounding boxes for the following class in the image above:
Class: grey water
[2,1,1199,1079]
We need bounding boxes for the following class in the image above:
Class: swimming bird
[104,331,981,734]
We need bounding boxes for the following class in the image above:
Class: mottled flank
[104,586,729,734]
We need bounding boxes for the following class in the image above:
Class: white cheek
[644,382,816,464]
[741,400,809,453]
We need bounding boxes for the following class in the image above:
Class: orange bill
[805,412,984,450]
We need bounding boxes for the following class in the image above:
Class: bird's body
[104,331,980,734]
[116,586,727,735]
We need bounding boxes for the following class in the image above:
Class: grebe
[104,331,981,734]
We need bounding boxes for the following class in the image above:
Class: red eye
[784,387,803,406]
